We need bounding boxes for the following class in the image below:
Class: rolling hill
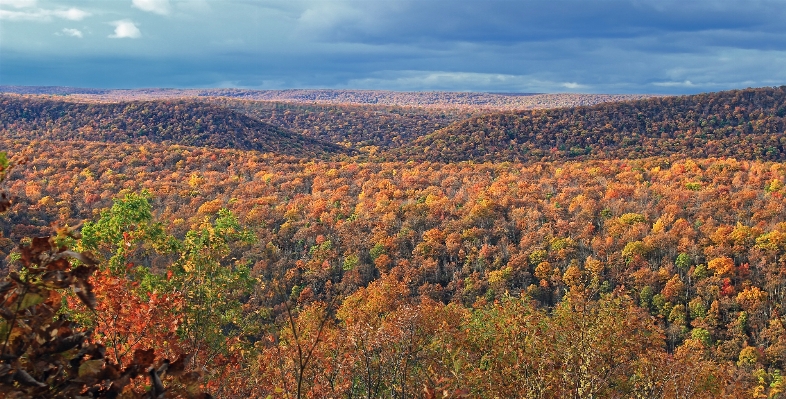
[5,85,786,397]
[207,98,473,150]
[389,86,786,162]
[0,94,348,158]
[4,87,786,164]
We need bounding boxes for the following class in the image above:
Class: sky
[1,0,785,94]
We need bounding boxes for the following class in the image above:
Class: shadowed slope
[390,87,786,162]
[0,95,349,158]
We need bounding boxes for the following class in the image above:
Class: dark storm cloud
[0,0,784,93]
[293,1,782,46]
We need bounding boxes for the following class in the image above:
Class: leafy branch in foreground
[0,150,211,398]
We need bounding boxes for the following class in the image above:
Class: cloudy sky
[1,0,785,94]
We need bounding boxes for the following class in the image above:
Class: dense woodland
[2,86,786,397]
[0,95,346,157]
[2,87,786,163]
[395,86,786,162]
[208,98,472,150]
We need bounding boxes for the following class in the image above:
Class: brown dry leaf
[0,281,12,296]
[71,270,97,310]
[133,349,156,369]
[101,362,122,381]
[0,195,10,213]
[13,369,46,387]
[19,236,53,266]
[58,250,97,266]
[78,359,104,379]
[48,332,86,354]
[46,258,70,271]
[73,282,96,310]
[165,353,191,377]
[71,265,96,280]
[18,292,44,310]
[180,371,203,395]
[41,270,70,289]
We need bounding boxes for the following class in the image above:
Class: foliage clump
[0,152,209,398]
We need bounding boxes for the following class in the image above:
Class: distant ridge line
[0,85,653,110]
[0,85,110,95]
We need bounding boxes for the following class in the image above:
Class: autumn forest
[3,86,786,398]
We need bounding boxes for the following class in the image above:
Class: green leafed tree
[78,190,258,370]
[167,208,257,367]
[79,190,176,275]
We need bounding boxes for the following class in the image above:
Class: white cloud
[653,80,697,87]
[132,0,170,15]
[60,28,83,38]
[561,82,587,89]
[0,6,90,21]
[109,19,141,38]
[0,9,29,19]
[0,0,36,8]
[343,70,594,93]
[54,7,89,20]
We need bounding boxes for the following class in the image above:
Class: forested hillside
[4,87,786,164]
[3,86,786,398]
[392,86,786,162]
[0,95,347,157]
[209,98,472,150]
[3,135,786,397]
